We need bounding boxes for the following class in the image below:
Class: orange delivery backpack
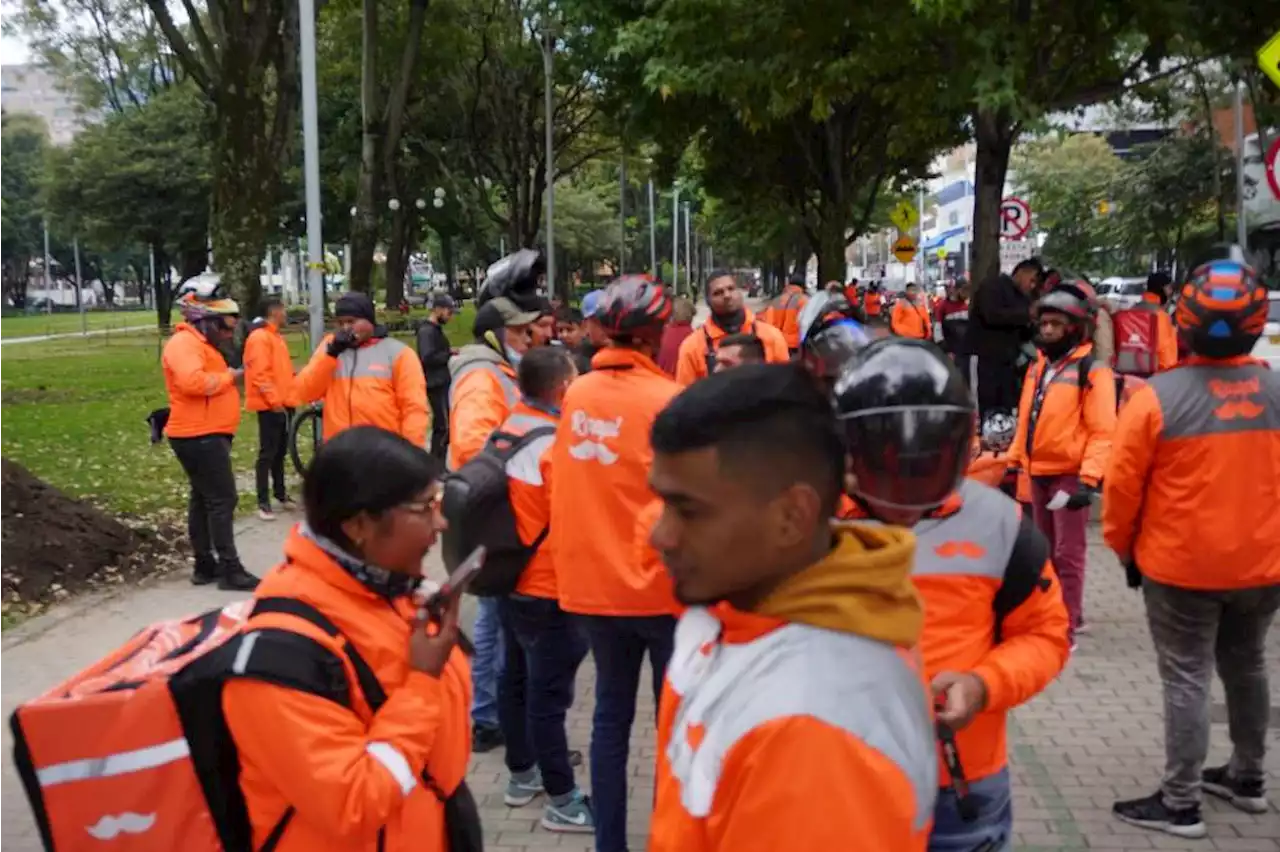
[9,596,394,851]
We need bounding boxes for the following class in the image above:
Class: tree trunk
[210,90,272,320]
[385,210,414,308]
[154,247,173,329]
[348,0,382,295]
[971,106,1017,291]
[814,214,846,288]
[441,231,456,298]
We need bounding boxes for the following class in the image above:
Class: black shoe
[1113,791,1206,838]
[218,568,261,592]
[472,722,505,753]
[1203,765,1269,814]
[568,749,583,768]
[192,561,219,586]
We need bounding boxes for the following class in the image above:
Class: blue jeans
[581,614,676,852]
[470,596,504,727]
[929,767,1013,852]
[497,595,588,797]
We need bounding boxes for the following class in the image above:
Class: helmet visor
[839,404,973,510]
[802,320,872,379]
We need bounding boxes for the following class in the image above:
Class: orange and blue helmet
[1175,259,1266,359]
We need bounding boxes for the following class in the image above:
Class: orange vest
[759,285,808,349]
[162,323,241,438]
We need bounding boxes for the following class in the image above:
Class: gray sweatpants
[1143,579,1280,809]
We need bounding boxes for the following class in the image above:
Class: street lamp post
[541,28,557,299]
[43,218,52,314]
[74,236,86,335]
[648,180,657,276]
[1233,79,1248,250]
[683,202,692,293]
[672,187,680,292]
[299,0,326,349]
[618,154,627,275]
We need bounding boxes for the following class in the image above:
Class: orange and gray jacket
[1103,355,1280,590]
[295,333,429,446]
[446,342,519,470]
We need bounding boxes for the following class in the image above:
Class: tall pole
[647,180,657,276]
[74,236,86,334]
[149,243,156,310]
[618,153,627,275]
[917,185,927,286]
[672,186,681,292]
[542,30,557,299]
[43,218,52,314]
[1233,80,1248,251]
[300,0,326,350]
[683,202,692,294]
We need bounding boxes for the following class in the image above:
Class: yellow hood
[754,522,921,648]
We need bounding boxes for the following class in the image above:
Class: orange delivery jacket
[674,310,790,386]
[223,528,472,852]
[841,481,1070,784]
[446,342,519,470]
[244,322,298,412]
[891,298,933,340]
[649,523,936,851]
[758,284,809,350]
[295,333,429,447]
[549,346,681,616]
[497,401,560,599]
[1007,342,1117,487]
[864,291,884,317]
[1103,355,1280,590]
[162,322,241,438]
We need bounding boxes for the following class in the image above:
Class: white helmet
[980,411,1017,453]
[176,274,240,322]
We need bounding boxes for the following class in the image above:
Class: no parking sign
[1266,136,1280,201]
[1000,197,1032,240]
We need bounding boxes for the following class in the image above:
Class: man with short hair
[416,292,456,460]
[971,258,1042,420]
[243,297,297,520]
[675,270,788,385]
[555,306,585,349]
[575,289,609,373]
[495,345,594,833]
[532,296,557,347]
[647,363,936,850]
[891,283,933,340]
[710,332,766,372]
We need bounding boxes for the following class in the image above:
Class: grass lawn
[1,306,475,522]
[1,310,168,339]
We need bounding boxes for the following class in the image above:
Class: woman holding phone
[223,425,475,852]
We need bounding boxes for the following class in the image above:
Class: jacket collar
[591,345,668,376]
[291,523,422,601]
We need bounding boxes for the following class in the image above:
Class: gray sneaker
[504,768,544,807]
[541,790,594,833]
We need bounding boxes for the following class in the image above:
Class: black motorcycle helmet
[831,337,974,512]
[478,249,545,312]
[797,291,871,384]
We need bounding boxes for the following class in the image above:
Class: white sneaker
[258,507,276,521]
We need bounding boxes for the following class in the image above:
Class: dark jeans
[929,767,1012,852]
[497,595,588,797]
[975,355,1020,420]
[255,410,289,507]
[1143,580,1280,809]
[169,435,240,573]
[581,614,676,852]
[428,384,450,460]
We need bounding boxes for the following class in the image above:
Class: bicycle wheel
[289,405,323,476]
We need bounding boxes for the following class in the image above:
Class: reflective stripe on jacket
[1103,356,1280,590]
[550,346,681,616]
[759,285,808,349]
[446,344,519,470]
[162,322,241,438]
[500,403,559,599]
[650,535,936,852]
[295,335,429,446]
[674,310,790,386]
[244,323,298,411]
[1007,343,1116,485]
[223,530,471,852]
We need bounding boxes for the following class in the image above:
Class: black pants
[170,435,241,574]
[975,355,1021,420]
[428,384,450,460]
[255,410,289,507]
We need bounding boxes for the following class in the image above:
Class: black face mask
[1035,331,1080,362]
[715,307,747,334]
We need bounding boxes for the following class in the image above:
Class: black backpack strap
[1076,352,1094,393]
[484,425,557,464]
[992,512,1052,643]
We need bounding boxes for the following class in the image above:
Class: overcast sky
[2,33,30,65]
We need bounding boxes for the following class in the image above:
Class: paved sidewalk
[2,520,1276,851]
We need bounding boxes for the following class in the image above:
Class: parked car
[1096,276,1147,310]
[1253,290,1280,367]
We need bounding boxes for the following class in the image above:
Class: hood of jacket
[753,522,922,648]
[449,339,507,380]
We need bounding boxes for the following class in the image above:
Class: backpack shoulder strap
[485,424,557,463]
[992,511,1052,642]
[1076,352,1094,392]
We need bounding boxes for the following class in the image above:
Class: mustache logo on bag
[934,540,987,560]
[86,812,157,840]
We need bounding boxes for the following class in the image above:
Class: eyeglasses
[401,489,443,516]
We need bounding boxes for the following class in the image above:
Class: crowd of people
[147,247,1278,852]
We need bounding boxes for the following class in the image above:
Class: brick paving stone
[2,523,1276,851]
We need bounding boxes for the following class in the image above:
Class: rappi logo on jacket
[568,410,622,465]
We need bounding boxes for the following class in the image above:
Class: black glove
[1124,559,1143,589]
[1063,484,1098,510]
[327,329,357,357]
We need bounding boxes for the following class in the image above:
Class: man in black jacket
[970,258,1042,419]
[416,292,456,460]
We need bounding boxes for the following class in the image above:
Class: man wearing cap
[448,293,541,752]
[574,289,610,374]
[294,291,429,445]
[416,292,457,460]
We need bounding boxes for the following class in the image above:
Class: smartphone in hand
[423,545,486,618]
